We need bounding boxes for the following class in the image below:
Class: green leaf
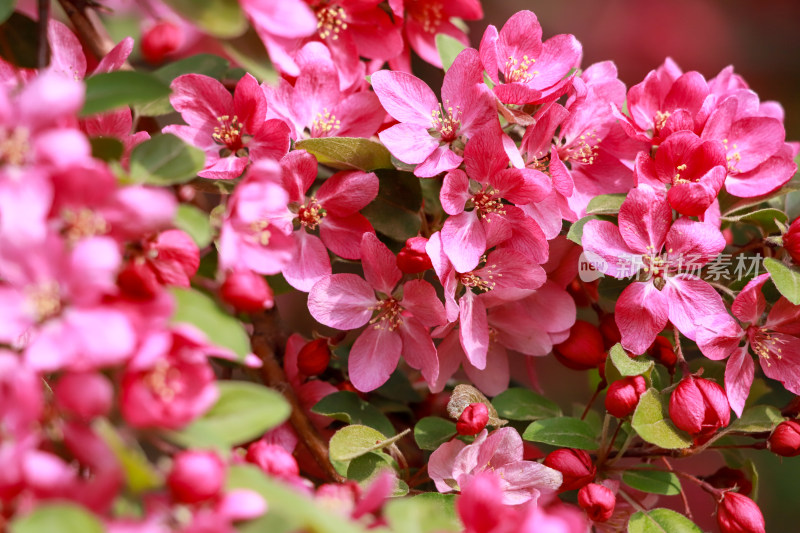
[729,405,784,433]
[0,12,40,69]
[169,287,251,361]
[567,215,602,245]
[295,137,394,171]
[162,0,247,38]
[175,204,213,248]
[436,33,466,72]
[385,493,461,533]
[722,207,788,234]
[414,417,457,450]
[608,343,654,377]
[631,389,692,449]
[129,134,205,185]
[586,193,627,215]
[346,451,393,481]
[622,468,682,495]
[627,508,703,533]
[361,170,422,242]
[82,71,171,117]
[522,417,598,450]
[10,504,104,533]
[764,257,800,304]
[89,137,124,162]
[221,27,278,84]
[166,381,290,450]
[492,388,562,421]
[312,391,395,436]
[329,425,410,462]
[138,54,230,116]
[227,464,370,533]
[93,418,162,493]
[0,2,16,25]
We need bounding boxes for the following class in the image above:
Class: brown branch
[56,0,116,60]
[250,310,345,484]
[38,0,50,68]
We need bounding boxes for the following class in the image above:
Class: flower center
[407,0,443,33]
[369,297,403,330]
[673,163,689,185]
[749,326,784,367]
[145,360,184,403]
[563,132,601,165]
[470,186,505,221]
[654,110,670,134]
[212,115,244,152]
[311,108,341,137]
[248,220,272,246]
[316,4,348,40]
[504,55,538,84]
[722,138,742,173]
[457,270,496,293]
[298,199,326,230]
[430,103,461,143]
[0,126,30,167]
[25,281,62,322]
[61,208,109,243]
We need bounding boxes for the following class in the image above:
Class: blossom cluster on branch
[0,1,799,532]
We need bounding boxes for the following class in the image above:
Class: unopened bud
[717,492,766,533]
[167,451,225,504]
[553,320,606,370]
[220,270,274,313]
[396,236,433,274]
[704,467,752,496]
[768,420,800,457]
[297,338,331,376]
[598,314,621,350]
[669,377,730,440]
[246,441,299,479]
[456,402,489,436]
[647,335,677,373]
[784,217,800,265]
[54,372,113,421]
[605,375,647,418]
[141,21,183,64]
[543,448,596,492]
[578,483,615,522]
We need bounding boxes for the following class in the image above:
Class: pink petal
[317,171,379,216]
[320,213,374,261]
[440,170,471,216]
[459,291,489,370]
[197,155,248,180]
[360,233,401,295]
[431,329,465,393]
[282,232,332,292]
[349,326,402,392]
[464,127,508,181]
[725,149,796,198]
[234,73,269,136]
[307,274,375,330]
[333,92,385,139]
[442,212,486,273]
[759,333,800,396]
[399,317,439,388]
[732,273,770,324]
[402,280,446,328]
[280,150,317,204]
[580,220,639,279]
[616,282,670,355]
[664,218,726,266]
[725,347,754,418]
[218,490,267,521]
[378,123,438,165]
[696,313,744,361]
[169,74,232,128]
[664,275,727,341]
[463,343,510,397]
[667,166,726,217]
[496,207,548,264]
[94,37,133,74]
[370,70,438,126]
[429,438,467,493]
[248,119,291,162]
[619,184,671,254]
[415,145,464,178]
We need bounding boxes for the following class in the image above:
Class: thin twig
[672,326,691,376]
[661,457,694,521]
[581,379,607,420]
[37,0,50,69]
[56,0,116,60]
[250,310,345,483]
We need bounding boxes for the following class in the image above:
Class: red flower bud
[543,448,596,492]
[768,420,800,457]
[246,441,299,478]
[55,372,113,421]
[220,270,274,313]
[784,217,800,265]
[396,236,433,274]
[717,492,766,533]
[598,314,621,350]
[141,21,183,64]
[647,335,677,373]
[605,375,647,418]
[456,402,489,436]
[669,377,730,440]
[704,467,752,496]
[297,338,331,376]
[167,451,225,504]
[553,320,607,370]
[578,483,616,522]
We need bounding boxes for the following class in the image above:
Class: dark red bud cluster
[669,376,730,441]
[543,448,596,492]
[456,402,489,436]
[605,375,647,418]
[142,21,183,64]
[717,492,766,533]
[784,217,800,265]
[220,270,274,313]
[578,483,616,522]
[647,335,677,373]
[396,236,433,274]
[553,320,607,370]
[297,338,332,376]
[768,420,800,457]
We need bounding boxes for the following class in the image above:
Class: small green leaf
[89,137,124,162]
[312,391,395,436]
[170,287,251,361]
[627,508,703,533]
[361,170,422,242]
[295,137,394,171]
[435,33,466,72]
[10,504,104,533]
[94,419,162,493]
[221,27,278,84]
[0,2,16,25]
[129,134,205,185]
[346,451,393,482]
[622,468,682,495]
[567,215,602,245]
[522,417,598,450]
[82,71,171,117]
[586,193,627,215]
[492,388,562,421]
[0,12,41,69]
[729,405,784,433]
[764,257,800,304]
[631,389,693,449]
[329,425,410,462]
[722,207,788,234]
[414,417,457,450]
[138,54,230,116]
[166,381,290,450]
[385,493,462,533]
[608,343,654,377]
[175,204,213,248]
[162,0,247,38]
